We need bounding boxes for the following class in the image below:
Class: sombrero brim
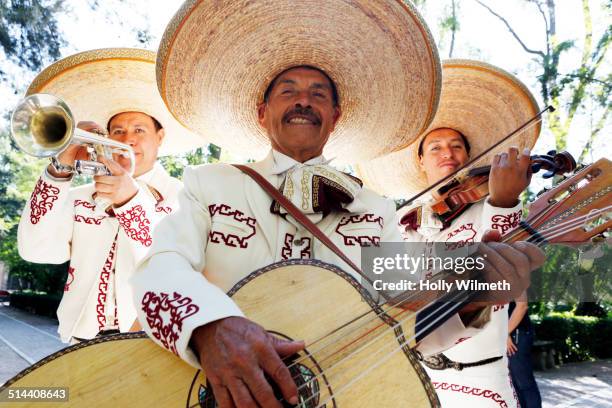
[27,48,205,156]
[355,59,542,198]
[157,0,441,162]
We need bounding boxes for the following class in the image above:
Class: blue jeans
[509,329,542,408]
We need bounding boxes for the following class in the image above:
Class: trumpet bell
[11,93,74,158]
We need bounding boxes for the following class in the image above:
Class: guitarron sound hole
[197,354,324,408]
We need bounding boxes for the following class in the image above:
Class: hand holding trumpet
[45,120,139,207]
[46,121,104,178]
[94,156,139,207]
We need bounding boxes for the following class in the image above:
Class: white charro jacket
[18,163,181,342]
[131,151,485,367]
[400,199,523,407]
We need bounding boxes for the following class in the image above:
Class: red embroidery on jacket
[454,336,471,345]
[208,204,256,248]
[491,210,522,234]
[74,214,106,225]
[445,223,477,250]
[64,267,75,292]
[141,291,200,355]
[96,240,117,330]
[433,382,508,408]
[281,233,312,259]
[116,205,152,247]
[335,214,383,246]
[74,199,96,210]
[29,178,60,224]
[155,206,172,214]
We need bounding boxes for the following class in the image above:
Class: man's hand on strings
[190,316,305,408]
[488,147,532,208]
[478,229,545,302]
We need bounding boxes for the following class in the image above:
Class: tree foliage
[476,0,610,156]
[0,0,66,78]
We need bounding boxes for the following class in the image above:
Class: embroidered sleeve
[130,167,244,367]
[17,172,73,264]
[116,204,153,247]
[481,200,523,236]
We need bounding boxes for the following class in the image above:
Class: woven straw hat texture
[355,59,541,198]
[156,0,442,162]
[27,48,205,156]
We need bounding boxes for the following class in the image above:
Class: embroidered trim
[74,199,96,210]
[280,233,312,259]
[141,291,200,355]
[445,223,477,250]
[64,267,75,292]
[155,206,172,214]
[335,214,383,246]
[208,204,256,249]
[29,178,60,224]
[116,205,153,247]
[433,382,508,408]
[74,214,105,225]
[96,240,117,331]
[491,210,522,234]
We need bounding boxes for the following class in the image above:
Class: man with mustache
[132,64,545,407]
[17,48,201,343]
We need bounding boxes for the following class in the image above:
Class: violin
[431,150,577,224]
[398,105,559,221]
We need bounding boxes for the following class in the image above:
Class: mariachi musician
[17,48,203,344]
[357,59,542,407]
[131,3,545,407]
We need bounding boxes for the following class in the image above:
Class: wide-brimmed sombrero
[156,0,442,162]
[355,59,542,198]
[26,48,204,156]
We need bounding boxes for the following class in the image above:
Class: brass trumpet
[11,93,136,212]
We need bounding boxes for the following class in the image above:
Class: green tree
[0,0,66,78]
[159,144,222,179]
[0,0,154,293]
[476,0,610,157]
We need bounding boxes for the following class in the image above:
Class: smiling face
[418,128,470,185]
[108,112,165,177]
[257,66,341,163]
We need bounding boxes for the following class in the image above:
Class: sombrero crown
[27,48,205,156]
[157,0,442,162]
[356,59,542,198]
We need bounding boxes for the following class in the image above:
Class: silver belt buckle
[421,353,463,371]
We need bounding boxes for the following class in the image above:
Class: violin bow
[398,105,555,210]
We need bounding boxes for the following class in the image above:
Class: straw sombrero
[156,0,442,162]
[26,48,204,156]
[355,59,542,198]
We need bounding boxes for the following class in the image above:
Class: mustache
[282,106,321,125]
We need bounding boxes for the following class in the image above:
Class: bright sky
[0,0,609,163]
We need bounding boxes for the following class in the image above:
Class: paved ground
[537,359,612,408]
[0,304,66,385]
[0,304,611,406]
